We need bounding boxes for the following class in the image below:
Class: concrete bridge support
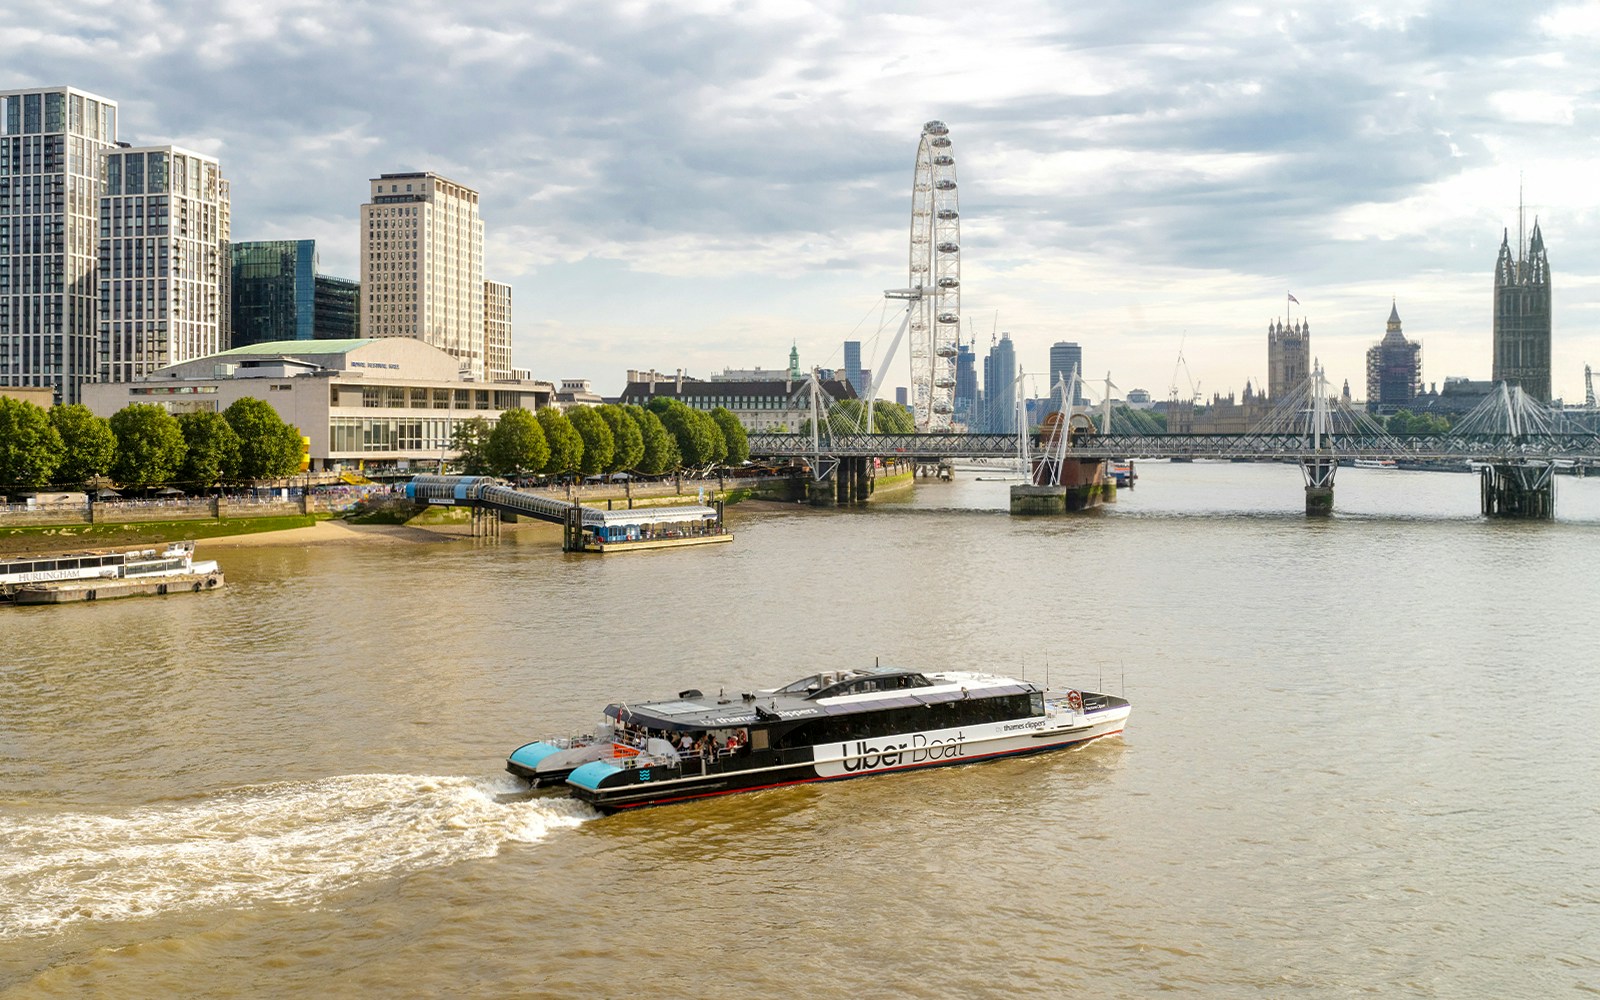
[1480,463,1555,518]
[1300,457,1336,516]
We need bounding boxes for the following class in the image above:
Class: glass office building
[231,240,359,347]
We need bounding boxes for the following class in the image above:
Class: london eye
[908,120,960,432]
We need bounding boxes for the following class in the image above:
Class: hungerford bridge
[746,368,1600,518]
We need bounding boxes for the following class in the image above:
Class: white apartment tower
[484,279,513,382]
[361,171,484,378]
[99,145,231,383]
[0,86,120,404]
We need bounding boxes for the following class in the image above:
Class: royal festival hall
[80,339,552,474]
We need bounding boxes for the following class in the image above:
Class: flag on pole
[1287,292,1300,304]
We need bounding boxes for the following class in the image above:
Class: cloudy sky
[10,0,1600,401]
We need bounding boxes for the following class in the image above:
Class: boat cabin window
[751,729,769,751]
[1030,692,1044,715]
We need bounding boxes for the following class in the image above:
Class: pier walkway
[404,476,728,552]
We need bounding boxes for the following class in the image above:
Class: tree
[224,397,303,480]
[110,404,186,489]
[177,411,241,489]
[567,406,615,478]
[0,397,64,492]
[450,416,495,475]
[870,401,916,434]
[485,407,548,477]
[627,404,679,475]
[537,407,584,477]
[49,404,115,486]
[710,407,749,465]
[597,403,644,474]
[650,398,721,468]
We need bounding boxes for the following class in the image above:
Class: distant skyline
[9,1,1600,401]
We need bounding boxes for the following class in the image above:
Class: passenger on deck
[677,733,694,752]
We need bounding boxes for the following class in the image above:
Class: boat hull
[565,706,1129,812]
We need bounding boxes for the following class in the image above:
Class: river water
[3,463,1599,998]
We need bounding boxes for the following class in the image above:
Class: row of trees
[0,396,303,493]
[451,399,752,480]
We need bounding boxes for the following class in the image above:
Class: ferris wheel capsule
[933,155,954,166]
[936,241,959,254]
[937,311,960,324]
[935,179,957,191]
[923,120,949,136]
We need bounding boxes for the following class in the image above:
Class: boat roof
[607,667,1038,731]
[586,505,719,526]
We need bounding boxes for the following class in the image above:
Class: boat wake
[0,773,593,940]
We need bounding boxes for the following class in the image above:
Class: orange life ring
[1067,690,1083,712]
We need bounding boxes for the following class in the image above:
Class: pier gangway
[404,476,729,552]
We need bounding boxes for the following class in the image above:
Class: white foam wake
[0,774,593,939]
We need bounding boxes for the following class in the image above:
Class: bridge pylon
[1480,462,1555,518]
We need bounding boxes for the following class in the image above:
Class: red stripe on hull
[603,728,1126,811]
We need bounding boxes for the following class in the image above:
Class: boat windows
[773,694,1036,749]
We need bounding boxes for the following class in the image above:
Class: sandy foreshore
[197,519,472,549]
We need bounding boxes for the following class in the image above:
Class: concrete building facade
[99,145,230,384]
[81,337,551,472]
[484,279,512,382]
[0,86,120,404]
[360,172,484,378]
[619,369,857,432]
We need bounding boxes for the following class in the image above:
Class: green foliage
[651,398,723,467]
[597,403,644,474]
[710,407,749,465]
[110,404,187,489]
[177,411,241,489]
[870,401,916,434]
[450,416,495,475]
[485,407,548,476]
[1112,405,1166,435]
[49,404,115,486]
[567,406,616,478]
[1385,409,1452,435]
[0,397,64,491]
[627,404,679,475]
[536,407,584,476]
[224,397,303,480]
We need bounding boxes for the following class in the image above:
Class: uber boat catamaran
[507,665,1130,811]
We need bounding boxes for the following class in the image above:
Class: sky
[9,0,1600,402]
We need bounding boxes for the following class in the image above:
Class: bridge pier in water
[1480,462,1555,518]
[1300,457,1336,516]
